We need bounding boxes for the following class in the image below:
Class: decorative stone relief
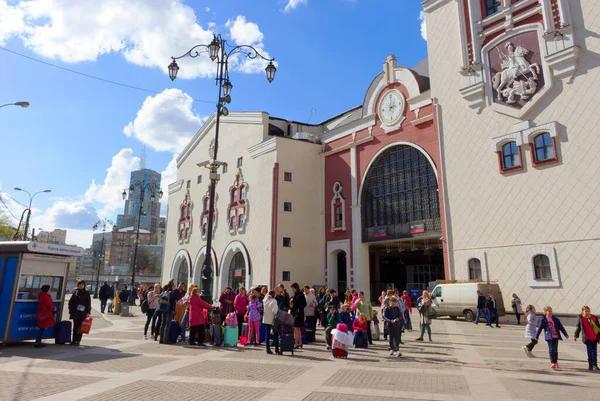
[227,169,249,234]
[330,181,346,232]
[200,186,217,239]
[177,191,193,243]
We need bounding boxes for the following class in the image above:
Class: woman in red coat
[36,285,56,348]
[188,286,212,346]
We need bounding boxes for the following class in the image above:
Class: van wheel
[464,310,474,322]
[450,316,457,320]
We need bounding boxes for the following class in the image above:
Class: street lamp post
[92,218,114,299]
[14,188,51,241]
[168,34,276,303]
[121,182,163,304]
[0,101,30,109]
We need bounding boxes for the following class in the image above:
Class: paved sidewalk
[0,300,597,401]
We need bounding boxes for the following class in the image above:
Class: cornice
[248,137,277,159]
[421,0,453,14]
[320,115,376,144]
[168,180,184,195]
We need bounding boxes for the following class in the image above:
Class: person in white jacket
[304,286,318,331]
[262,291,280,355]
[521,305,538,357]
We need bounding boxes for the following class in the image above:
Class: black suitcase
[354,332,367,348]
[305,328,316,342]
[280,333,295,355]
[55,320,72,345]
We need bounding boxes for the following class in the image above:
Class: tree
[0,210,19,241]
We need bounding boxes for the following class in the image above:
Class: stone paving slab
[0,371,104,401]
[498,376,599,401]
[86,331,147,340]
[303,392,413,401]
[166,359,308,383]
[119,342,219,356]
[79,379,273,401]
[329,368,471,395]
[36,353,166,372]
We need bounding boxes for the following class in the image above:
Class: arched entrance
[337,251,347,293]
[177,259,189,286]
[361,144,444,300]
[228,252,246,291]
[170,249,192,286]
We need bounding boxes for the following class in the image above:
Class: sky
[0,0,428,248]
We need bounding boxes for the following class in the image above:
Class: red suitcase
[332,348,348,358]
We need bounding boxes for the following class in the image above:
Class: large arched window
[468,258,482,280]
[228,252,246,290]
[533,133,555,163]
[501,141,520,170]
[177,259,189,286]
[533,254,552,279]
[361,145,440,242]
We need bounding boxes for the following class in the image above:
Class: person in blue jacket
[535,306,569,369]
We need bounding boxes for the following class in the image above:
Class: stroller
[331,323,353,358]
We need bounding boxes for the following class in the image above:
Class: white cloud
[0,0,271,79]
[123,89,204,153]
[226,16,263,45]
[284,0,307,13]
[419,11,427,41]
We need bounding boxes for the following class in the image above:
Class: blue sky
[0,0,427,247]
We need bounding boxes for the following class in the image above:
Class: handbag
[80,317,93,334]
[141,299,149,313]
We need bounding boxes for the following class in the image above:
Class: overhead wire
[2,192,27,208]
[0,195,20,221]
[0,46,215,105]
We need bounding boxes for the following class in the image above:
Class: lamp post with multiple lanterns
[92,218,113,299]
[167,34,276,302]
[121,182,162,303]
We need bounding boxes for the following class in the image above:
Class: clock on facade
[378,89,405,129]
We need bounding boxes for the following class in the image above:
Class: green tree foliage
[0,210,19,241]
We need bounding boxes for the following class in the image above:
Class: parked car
[430,282,505,322]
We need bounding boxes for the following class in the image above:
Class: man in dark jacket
[326,289,340,312]
[275,284,290,311]
[68,280,91,346]
[98,282,111,313]
[475,290,489,325]
[486,293,500,328]
[119,285,131,304]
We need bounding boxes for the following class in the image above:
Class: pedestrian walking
[475,290,489,325]
[35,285,56,348]
[416,290,433,342]
[521,305,538,357]
[145,283,160,340]
[383,296,403,357]
[263,291,279,354]
[573,305,600,371]
[512,293,523,325]
[68,280,91,346]
[535,306,569,369]
[487,293,500,328]
[98,282,111,313]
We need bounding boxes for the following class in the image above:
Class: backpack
[159,292,170,312]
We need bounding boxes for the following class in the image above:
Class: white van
[429,282,506,321]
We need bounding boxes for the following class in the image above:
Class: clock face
[379,90,404,125]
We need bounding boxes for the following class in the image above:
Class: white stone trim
[326,239,350,289]
[168,180,184,195]
[525,244,561,287]
[556,0,572,27]
[192,246,218,288]
[462,250,488,281]
[457,0,470,68]
[421,0,452,13]
[524,121,558,143]
[407,90,433,111]
[491,131,524,153]
[170,249,192,284]
[320,115,376,144]
[330,182,346,232]
[321,135,373,157]
[219,240,251,293]
[248,137,277,159]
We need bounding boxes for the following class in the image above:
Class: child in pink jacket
[246,294,262,346]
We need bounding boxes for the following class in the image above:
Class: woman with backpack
[416,290,433,342]
[573,305,600,370]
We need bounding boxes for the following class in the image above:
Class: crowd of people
[33,280,600,370]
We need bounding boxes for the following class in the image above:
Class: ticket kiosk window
[17,275,64,300]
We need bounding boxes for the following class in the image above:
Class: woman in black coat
[290,283,306,349]
[68,280,91,346]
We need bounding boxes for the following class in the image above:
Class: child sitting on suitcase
[353,313,369,348]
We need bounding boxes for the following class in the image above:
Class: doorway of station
[368,238,444,303]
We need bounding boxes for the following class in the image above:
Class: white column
[320,156,327,285]
[468,0,482,63]
[540,0,554,33]
[557,0,572,27]
[350,143,363,291]
[457,0,470,67]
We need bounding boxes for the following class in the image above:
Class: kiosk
[0,241,83,344]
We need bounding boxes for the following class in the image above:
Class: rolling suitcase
[305,328,316,343]
[168,320,180,344]
[210,324,222,345]
[354,332,367,348]
[55,320,72,345]
[240,322,249,338]
[280,326,295,355]
[259,323,267,344]
[224,325,238,346]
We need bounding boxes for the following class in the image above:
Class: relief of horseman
[492,42,541,102]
